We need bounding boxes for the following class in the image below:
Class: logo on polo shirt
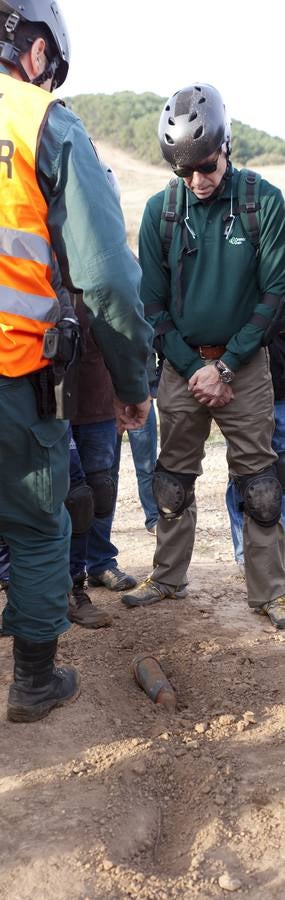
[229,236,246,245]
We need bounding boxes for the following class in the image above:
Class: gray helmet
[0,0,70,86]
[158,83,231,175]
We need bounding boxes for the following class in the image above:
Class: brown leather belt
[191,344,226,360]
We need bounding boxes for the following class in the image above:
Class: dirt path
[1,432,285,899]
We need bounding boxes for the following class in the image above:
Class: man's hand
[188,366,234,407]
[114,396,152,434]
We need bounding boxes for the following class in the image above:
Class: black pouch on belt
[41,321,82,420]
[28,366,56,418]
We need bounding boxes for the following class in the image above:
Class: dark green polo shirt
[139,167,285,377]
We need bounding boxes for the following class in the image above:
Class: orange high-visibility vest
[0,73,60,377]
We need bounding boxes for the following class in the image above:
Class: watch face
[221,371,233,383]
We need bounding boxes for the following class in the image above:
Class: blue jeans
[113,402,158,530]
[226,399,285,564]
[70,420,118,580]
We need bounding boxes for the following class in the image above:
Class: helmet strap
[213,159,232,198]
[31,57,58,89]
[16,58,30,82]
[224,159,233,180]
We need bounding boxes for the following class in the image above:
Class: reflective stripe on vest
[0,73,59,377]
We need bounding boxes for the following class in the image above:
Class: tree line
[64,91,285,167]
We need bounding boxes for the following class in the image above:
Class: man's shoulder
[39,100,91,177]
[235,165,283,202]
[259,176,284,203]
[47,99,85,134]
[255,174,284,222]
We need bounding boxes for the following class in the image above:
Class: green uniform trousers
[0,374,71,641]
[153,349,285,608]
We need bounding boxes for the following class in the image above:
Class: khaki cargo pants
[152,349,285,608]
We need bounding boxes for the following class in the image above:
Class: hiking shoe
[122,577,187,608]
[88,568,137,592]
[146,526,157,536]
[262,596,285,629]
[69,575,112,629]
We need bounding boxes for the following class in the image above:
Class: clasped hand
[188,366,234,407]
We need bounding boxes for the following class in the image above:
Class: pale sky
[58,0,285,141]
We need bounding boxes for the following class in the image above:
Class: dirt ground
[1,426,285,900]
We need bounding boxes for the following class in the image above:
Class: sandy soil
[1,428,285,900]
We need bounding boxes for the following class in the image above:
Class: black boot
[7,637,81,723]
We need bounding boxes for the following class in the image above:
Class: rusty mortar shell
[132,653,176,711]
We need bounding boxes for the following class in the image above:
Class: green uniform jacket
[32,86,153,404]
[139,167,285,377]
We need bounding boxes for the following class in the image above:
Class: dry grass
[96,142,285,253]
[96,140,170,252]
[255,163,285,194]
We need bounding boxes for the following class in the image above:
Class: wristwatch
[214,359,234,383]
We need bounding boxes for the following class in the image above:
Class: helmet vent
[189,112,197,122]
[175,90,193,117]
[4,12,19,34]
[194,85,202,92]
[194,126,203,140]
[198,97,206,104]
[168,117,175,125]
[165,133,175,145]
[165,105,170,111]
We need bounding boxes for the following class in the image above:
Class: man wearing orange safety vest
[0,0,152,722]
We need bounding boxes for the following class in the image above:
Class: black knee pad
[235,466,282,527]
[65,482,94,534]
[152,461,196,520]
[86,470,116,518]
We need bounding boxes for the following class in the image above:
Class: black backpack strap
[237,169,261,249]
[160,176,197,315]
[160,177,181,261]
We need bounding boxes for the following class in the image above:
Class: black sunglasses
[173,150,221,179]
